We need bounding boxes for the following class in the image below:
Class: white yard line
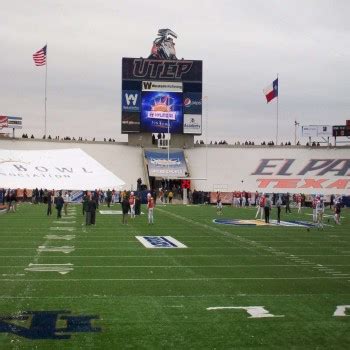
[0,276,348,282]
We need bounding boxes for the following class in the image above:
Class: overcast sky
[1,0,349,143]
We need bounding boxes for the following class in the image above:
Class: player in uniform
[129,192,135,219]
[216,191,223,215]
[297,193,302,213]
[334,200,341,225]
[312,195,318,223]
[255,194,265,220]
[316,196,325,229]
[147,193,155,224]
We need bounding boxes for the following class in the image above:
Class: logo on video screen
[122,90,140,112]
[141,91,183,133]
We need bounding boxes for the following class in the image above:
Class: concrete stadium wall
[187,145,350,195]
[1,139,350,194]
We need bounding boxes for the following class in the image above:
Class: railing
[158,139,169,148]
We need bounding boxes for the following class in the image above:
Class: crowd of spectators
[17,133,335,148]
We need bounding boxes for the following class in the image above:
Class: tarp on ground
[0,148,125,190]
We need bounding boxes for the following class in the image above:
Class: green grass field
[0,203,349,349]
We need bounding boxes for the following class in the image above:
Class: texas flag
[263,78,278,103]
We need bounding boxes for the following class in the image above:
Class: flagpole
[44,44,48,138]
[276,73,279,145]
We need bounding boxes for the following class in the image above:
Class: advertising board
[183,114,202,134]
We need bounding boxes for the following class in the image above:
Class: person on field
[82,191,89,216]
[129,192,136,218]
[264,195,272,223]
[255,193,265,220]
[216,191,222,215]
[312,195,318,223]
[47,191,53,216]
[285,193,291,213]
[276,195,282,224]
[64,191,69,215]
[106,189,112,208]
[334,200,341,225]
[55,192,64,219]
[316,196,325,229]
[121,195,130,224]
[87,196,97,225]
[297,193,302,213]
[135,194,141,216]
[147,194,155,224]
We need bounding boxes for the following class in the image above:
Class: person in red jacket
[147,194,155,224]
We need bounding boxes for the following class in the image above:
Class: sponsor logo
[150,158,181,166]
[183,98,202,107]
[183,114,201,134]
[0,310,100,339]
[136,236,187,248]
[142,81,182,92]
[122,90,140,112]
[213,219,320,227]
[183,93,202,114]
[132,59,194,79]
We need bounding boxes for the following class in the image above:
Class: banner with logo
[0,116,22,129]
[0,148,125,190]
[302,125,332,137]
[142,81,182,92]
[0,116,8,129]
[183,114,202,134]
[122,90,141,112]
[121,112,140,133]
[188,147,350,195]
[183,93,202,114]
[144,149,188,178]
[122,58,203,82]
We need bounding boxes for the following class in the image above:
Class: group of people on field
[120,191,155,225]
[216,191,343,227]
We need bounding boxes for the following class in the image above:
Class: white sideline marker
[37,246,75,254]
[45,235,76,241]
[25,263,74,275]
[333,305,350,317]
[53,221,76,224]
[207,306,284,318]
[50,227,75,232]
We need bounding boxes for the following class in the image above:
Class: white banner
[142,81,182,92]
[188,147,350,195]
[0,148,125,190]
[302,125,332,137]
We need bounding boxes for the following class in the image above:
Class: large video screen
[121,58,202,135]
[141,91,183,133]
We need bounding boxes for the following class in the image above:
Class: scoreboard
[121,58,202,135]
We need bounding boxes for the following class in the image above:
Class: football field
[0,203,349,349]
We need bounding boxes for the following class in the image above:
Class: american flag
[33,45,47,66]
